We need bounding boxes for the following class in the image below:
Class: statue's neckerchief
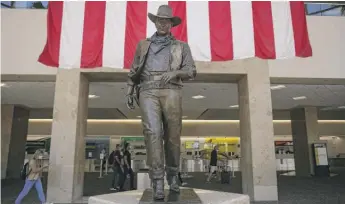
[149,32,174,54]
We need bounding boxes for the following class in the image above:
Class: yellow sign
[203,137,240,159]
[185,141,194,149]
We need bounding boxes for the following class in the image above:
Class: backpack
[108,151,115,165]
[20,162,30,180]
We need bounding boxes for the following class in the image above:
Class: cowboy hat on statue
[148,5,182,28]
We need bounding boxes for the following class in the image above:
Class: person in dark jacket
[110,144,124,191]
[123,142,135,190]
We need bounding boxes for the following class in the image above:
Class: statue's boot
[153,179,165,200]
[167,175,180,193]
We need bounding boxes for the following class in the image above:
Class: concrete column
[290,107,320,177]
[238,59,278,202]
[47,69,89,203]
[1,105,29,179]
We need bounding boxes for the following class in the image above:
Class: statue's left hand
[126,94,135,110]
[161,71,178,84]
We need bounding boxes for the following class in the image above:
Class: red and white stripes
[38,1,312,69]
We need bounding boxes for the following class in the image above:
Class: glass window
[306,3,344,16]
[1,1,48,9]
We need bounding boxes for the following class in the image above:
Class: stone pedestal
[137,172,152,190]
[1,105,29,179]
[88,188,249,204]
[139,189,201,204]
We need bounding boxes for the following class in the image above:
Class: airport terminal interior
[2,83,345,204]
[1,1,345,204]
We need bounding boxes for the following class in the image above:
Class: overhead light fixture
[88,94,99,99]
[136,116,142,118]
[192,95,205,99]
[338,106,345,109]
[182,116,188,118]
[320,107,333,111]
[0,83,9,87]
[229,105,239,108]
[293,96,307,100]
[270,85,286,90]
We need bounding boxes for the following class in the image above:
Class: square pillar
[290,107,320,177]
[47,69,89,203]
[1,105,30,179]
[238,59,278,202]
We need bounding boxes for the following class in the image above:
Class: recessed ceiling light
[182,116,188,118]
[136,116,142,118]
[0,83,9,87]
[293,96,307,100]
[270,85,286,90]
[338,106,345,109]
[88,94,99,99]
[320,107,333,110]
[229,105,239,108]
[192,95,205,99]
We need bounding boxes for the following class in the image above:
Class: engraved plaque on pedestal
[139,188,202,204]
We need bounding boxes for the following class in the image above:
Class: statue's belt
[141,75,163,81]
[138,81,181,92]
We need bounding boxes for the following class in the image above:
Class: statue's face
[155,17,172,36]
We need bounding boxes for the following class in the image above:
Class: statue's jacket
[127,36,197,90]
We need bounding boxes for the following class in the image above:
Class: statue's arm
[127,42,142,95]
[175,43,197,81]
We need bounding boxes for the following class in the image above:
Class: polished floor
[1,169,345,204]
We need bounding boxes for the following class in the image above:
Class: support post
[291,107,320,176]
[1,105,29,179]
[238,59,278,202]
[46,70,89,203]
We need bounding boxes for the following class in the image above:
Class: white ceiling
[1,82,345,119]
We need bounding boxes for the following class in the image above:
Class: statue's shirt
[127,33,196,89]
[141,34,172,79]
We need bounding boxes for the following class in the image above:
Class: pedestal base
[88,188,249,204]
[139,189,201,204]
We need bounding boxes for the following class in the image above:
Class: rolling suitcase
[221,171,231,184]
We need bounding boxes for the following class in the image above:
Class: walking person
[123,142,135,190]
[206,145,228,183]
[206,145,221,183]
[15,149,49,204]
[110,144,125,191]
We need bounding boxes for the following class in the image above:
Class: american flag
[38,1,312,69]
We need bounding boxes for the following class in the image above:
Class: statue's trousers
[139,89,182,180]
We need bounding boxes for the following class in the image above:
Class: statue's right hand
[126,95,135,110]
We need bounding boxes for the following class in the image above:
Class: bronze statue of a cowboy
[125,5,196,200]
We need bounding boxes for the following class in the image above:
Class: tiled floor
[2,169,345,204]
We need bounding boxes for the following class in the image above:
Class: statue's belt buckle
[151,75,162,81]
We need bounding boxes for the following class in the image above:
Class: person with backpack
[15,149,49,204]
